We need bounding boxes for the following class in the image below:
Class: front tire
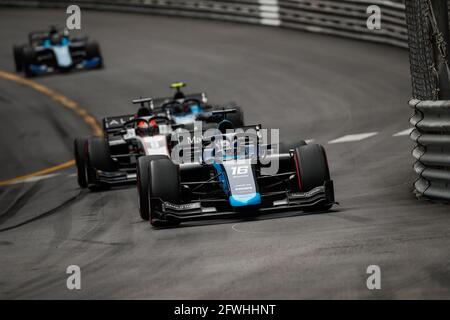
[86,137,115,190]
[86,41,103,68]
[294,143,332,212]
[22,46,37,78]
[137,156,180,227]
[13,45,23,72]
[137,156,163,220]
[74,138,88,188]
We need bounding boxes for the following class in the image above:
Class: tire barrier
[410,99,450,201]
[1,0,408,48]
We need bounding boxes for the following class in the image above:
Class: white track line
[328,132,378,144]
[393,128,413,137]
[305,139,315,144]
[9,173,60,185]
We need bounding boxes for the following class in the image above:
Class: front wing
[151,180,335,223]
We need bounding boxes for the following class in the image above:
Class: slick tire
[86,137,115,190]
[13,45,23,73]
[86,41,104,68]
[294,144,332,212]
[74,138,88,188]
[22,46,36,78]
[145,156,181,227]
[137,155,168,221]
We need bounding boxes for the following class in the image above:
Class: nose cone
[229,193,261,207]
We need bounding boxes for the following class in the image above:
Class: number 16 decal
[231,166,248,175]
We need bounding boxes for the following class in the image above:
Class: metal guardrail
[0,0,408,48]
[410,99,450,200]
[278,0,407,48]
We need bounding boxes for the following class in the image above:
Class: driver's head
[149,119,160,135]
[50,33,62,45]
[136,120,149,136]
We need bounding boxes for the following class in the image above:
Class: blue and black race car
[136,109,335,227]
[13,26,103,77]
[151,82,244,128]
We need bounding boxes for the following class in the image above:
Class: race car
[74,98,175,190]
[136,109,335,227]
[102,83,244,131]
[153,82,244,128]
[13,26,103,77]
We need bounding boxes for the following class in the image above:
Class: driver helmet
[50,33,62,46]
[136,120,149,136]
[149,119,159,135]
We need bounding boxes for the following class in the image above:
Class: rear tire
[294,144,332,212]
[74,138,88,188]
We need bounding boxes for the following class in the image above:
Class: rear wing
[102,114,135,133]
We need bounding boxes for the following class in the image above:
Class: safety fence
[1,0,408,48]
[410,99,450,200]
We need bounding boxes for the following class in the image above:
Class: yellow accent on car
[170,82,186,89]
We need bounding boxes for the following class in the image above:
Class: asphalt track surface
[1,8,450,299]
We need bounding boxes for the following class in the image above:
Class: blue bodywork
[229,193,262,207]
[172,104,202,125]
[212,143,262,208]
[52,45,73,67]
[83,57,101,68]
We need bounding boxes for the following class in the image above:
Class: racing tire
[86,41,104,69]
[137,155,168,221]
[22,46,36,78]
[142,155,181,227]
[294,143,332,212]
[74,138,88,188]
[86,137,116,190]
[13,45,24,72]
